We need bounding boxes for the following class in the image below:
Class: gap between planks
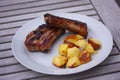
[0,0,90,12]
[0,0,44,7]
[0,4,93,24]
[0,53,120,75]
[20,63,120,80]
[0,9,97,30]
[0,0,90,18]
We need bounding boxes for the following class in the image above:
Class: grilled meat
[44,13,88,38]
[25,24,65,52]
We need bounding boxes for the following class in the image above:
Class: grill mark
[27,24,47,45]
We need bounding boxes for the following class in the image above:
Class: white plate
[11,13,113,75]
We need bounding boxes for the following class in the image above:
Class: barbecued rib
[25,24,65,52]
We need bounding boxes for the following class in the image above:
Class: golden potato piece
[74,39,87,50]
[64,41,77,48]
[58,44,68,56]
[88,37,101,50]
[52,55,67,68]
[67,47,80,58]
[64,34,84,41]
[76,34,84,39]
[85,43,95,54]
[66,39,77,45]
[67,57,81,68]
[64,34,87,49]
[79,50,91,64]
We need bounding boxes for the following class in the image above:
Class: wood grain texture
[99,55,120,66]
[84,72,120,80]
[0,0,39,7]
[29,63,120,80]
[0,64,28,75]
[0,0,120,80]
[0,0,90,18]
[0,57,18,67]
[0,50,13,59]
[91,0,120,50]
[0,35,13,43]
[0,70,45,80]
[0,28,18,36]
[0,5,93,24]
[0,0,90,12]
[0,9,96,30]
[0,54,120,79]
[0,43,11,51]
[0,63,120,80]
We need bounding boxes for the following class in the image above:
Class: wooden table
[0,0,120,80]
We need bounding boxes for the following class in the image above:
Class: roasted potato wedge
[67,47,80,58]
[52,55,67,68]
[79,50,91,64]
[58,44,68,56]
[88,37,101,50]
[67,57,81,68]
[85,43,95,54]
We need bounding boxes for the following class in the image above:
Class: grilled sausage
[44,13,88,38]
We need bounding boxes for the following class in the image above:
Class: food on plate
[88,37,101,50]
[79,50,91,64]
[64,34,84,41]
[66,57,81,68]
[44,13,88,38]
[52,34,102,68]
[52,55,67,68]
[74,40,88,50]
[85,43,95,54]
[25,13,88,52]
[25,24,65,52]
[64,41,77,48]
[58,44,68,56]
[67,47,80,58]
[64,34,87,50]
[24,13,102,69]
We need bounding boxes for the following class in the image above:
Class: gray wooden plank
[74,9,96,15]
[0,9,96,30]
[0,70,45,80]
[110,47,119,55]
[0,20,28,30]
[0,37,118,69]
[0,0,39,7]
[0,35,13,43]
[0,0,119,80]
[91,0,120,50]
[0,43,11,51]
[0,11,96,36]
[0,64,28,75]
[99,55,120,66]
[0,53,120,80]
[83,72,120,80]
[27,63,120,80]
[0,55,120,74]
[0,50,13,59]
[0,14,99,32]
[88,15,100,20]
[0,0,90,18]
[0,0,88,12]
[0,57,18,67]
[0,5,93,24]
[0,28,18,36]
